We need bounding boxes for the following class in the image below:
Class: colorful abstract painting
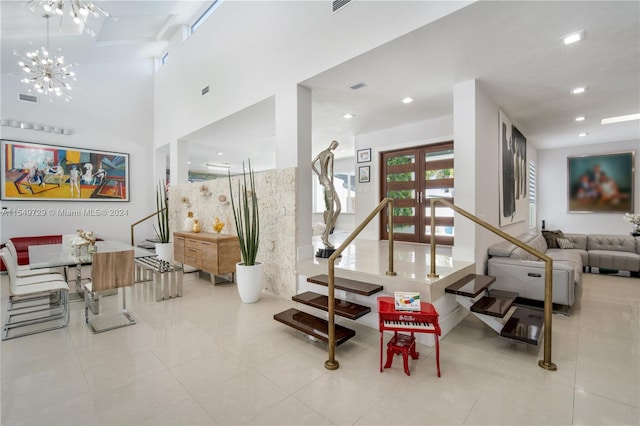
[1,140,129,201]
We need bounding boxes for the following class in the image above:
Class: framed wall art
[498,111,528,226]
[359,166,370,183]
[357,148,371,163]
[1,139,130,201]
[567,151,634,213]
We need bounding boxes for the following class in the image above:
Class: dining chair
[83,249,136,333]
[1,246,68,311]
[4,240,67,279]
[0,249,70,340]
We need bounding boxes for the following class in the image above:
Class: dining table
[28,240,155,308]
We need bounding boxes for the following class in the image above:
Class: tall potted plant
[154,180,173,262]
[228,160,262,303]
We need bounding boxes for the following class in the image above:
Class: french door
[380,141,454,245]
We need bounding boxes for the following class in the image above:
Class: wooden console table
[173,232,241,282]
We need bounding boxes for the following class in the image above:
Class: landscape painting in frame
[498,111,528,226]
[567,151,634,213]
[1,140,129,201]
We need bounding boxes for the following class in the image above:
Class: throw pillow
[542,230,565,249]
[557,238,574,249]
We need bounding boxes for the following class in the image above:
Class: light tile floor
[1,268,639,425]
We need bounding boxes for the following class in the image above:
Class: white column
[453,79,504,271]
[275,84,313,260]
[169,139,189,186]
[154,146,167,186]
[453,80,477,264]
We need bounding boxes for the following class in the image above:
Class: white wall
[353,115,454,240]
[1,61,156,243]
[538,139,639,234]
[154,1,471,150]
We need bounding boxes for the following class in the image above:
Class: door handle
[528,272,542,278]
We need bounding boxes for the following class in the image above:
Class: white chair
[1,245,67,311]
[1,249,70,340]
[84,250,136,333]
[4,240,67,279]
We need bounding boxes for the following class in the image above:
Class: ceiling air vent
[350,82,367,90]
[18,93,39,104]
[333,0,352,13]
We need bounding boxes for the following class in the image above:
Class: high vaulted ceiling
[2,1,639,173]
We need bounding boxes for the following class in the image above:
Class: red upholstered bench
[1,235,63,271]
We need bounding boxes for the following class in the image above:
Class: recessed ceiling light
[401,97,415,104]
[601,113,640,125]
[343,113,355,119]
[578,132,588,137]
[217,152,223,156]
[563,30,584,45]
[571,87,586,95]
[187,161,191,164]
[575,116,585,122]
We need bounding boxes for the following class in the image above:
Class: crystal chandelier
[15,14,76,102]
[25,0,115,37]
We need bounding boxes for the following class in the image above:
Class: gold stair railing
[325,197,396,370]
[429,198,556,371]
[130,208,166,247]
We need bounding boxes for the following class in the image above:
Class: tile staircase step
[500,306,543,345]
[292,291,371,320]
[470,290,518,318]
[306,274,383,296]
[445,274,496,298]
[273,308,356,345]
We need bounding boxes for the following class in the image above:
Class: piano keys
[382,319,435,331]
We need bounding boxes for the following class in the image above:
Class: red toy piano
[377,296,441,377]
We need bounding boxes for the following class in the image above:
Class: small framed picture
[359,166,370,183]
[357,148,371,163]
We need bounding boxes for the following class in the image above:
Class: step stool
[384,332,419,376]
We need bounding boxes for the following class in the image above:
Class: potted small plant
[154,180,173,262]
[228,160,262,303]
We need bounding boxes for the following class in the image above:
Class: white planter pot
[155,242,174,262]
[235,262,264,303]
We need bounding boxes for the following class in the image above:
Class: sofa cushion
[487,233,538,257]
[511,234,548,261]
[564,233,588,250]
[557,238,574,249]
[557,234,588,266]
[589,250,640,272]
[587,234,636,253]
[546,249,583,283]
[542,230,565,249]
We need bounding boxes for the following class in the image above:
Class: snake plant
[228,160,260,266]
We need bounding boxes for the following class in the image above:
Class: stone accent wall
[169,168,297,297]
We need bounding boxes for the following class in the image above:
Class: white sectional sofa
[487,232,640,309]
[487,233,582,307]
